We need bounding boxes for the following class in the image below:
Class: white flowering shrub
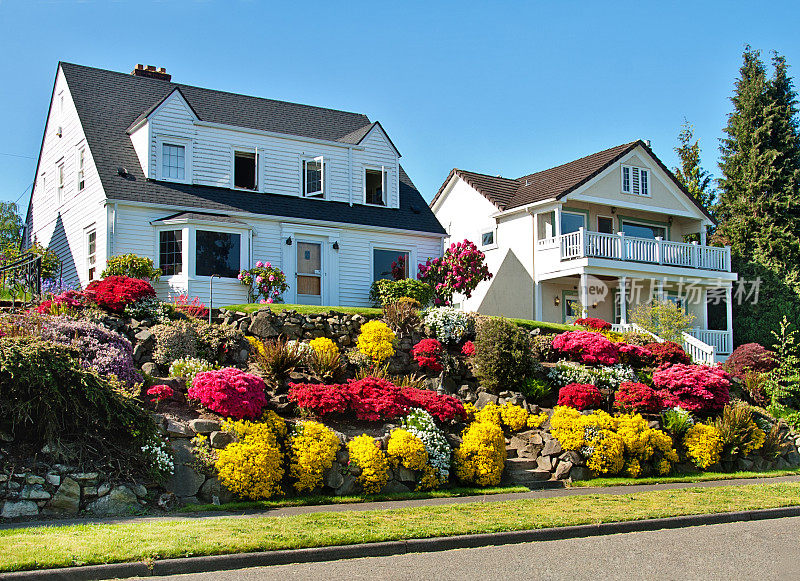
[402,408,451,481]
[421,307,474,344]
[169,356,215,385]
[141,436,174,477]
[548,360,638,391]
[287,340,313,358]
[124,296,170,323]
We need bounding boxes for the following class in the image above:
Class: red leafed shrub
[188,368,267,419]
[617,343,654,368]
[614,382,662,413]
[461,340,475,357]
[552,331,621,366]
[412,338,444,372]
[724,343,777,377]
[84,276,156,313]
[574,317,612,331]
[288,377,466,423]
[644,341,690,366]
[402,387,466,422]
[557,383,602,410]
[652,363,731,412]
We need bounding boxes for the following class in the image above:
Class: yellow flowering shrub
[356,320,396,364]
[474,402,532,433]
[288,421,341,493]
[348,434,389,494]
[683,423,723,469]
[387,429,429,471]
[216,415,285,500]
[454,421,506,486]
[616,414,679,477]
[309,337,339,357]
[463,402,478,423]
[247,336,267,359]
[527,411,549,429]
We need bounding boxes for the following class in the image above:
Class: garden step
[504,458,539,471]
[506,468,552,483]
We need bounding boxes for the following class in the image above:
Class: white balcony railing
[686,328,733,355]
[611,323,727,364]
[545,228,731,272]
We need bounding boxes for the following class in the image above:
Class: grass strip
[2,482,799,572]
[571,468,800,487]
[223,304,382,317]
[178,485,529,513]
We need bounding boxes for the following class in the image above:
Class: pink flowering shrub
[238,261,289,304]
[574,317,611,331]
[551,331,621,365]
[188,368,267,419]
[35,290,86,314]
[614,382,662,413]
[147,384,174,405]
[652,363,731,412]
[557,383,602,410]
[412,338,444,372]
[417,239,492,306]
[461,340,475,357]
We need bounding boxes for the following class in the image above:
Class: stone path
[2,473,799,531]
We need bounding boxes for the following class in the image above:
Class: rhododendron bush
[84,275,156,312]
[417,239,492,306]
[574,317,611,331]
[551,331,649,366]
[188,368,267,419]
[557,382,602,410]
[288,377,466,422]
[652,363,731,412]
[614,382,663,413]
[412,338,443,372]
[644,341,690,366]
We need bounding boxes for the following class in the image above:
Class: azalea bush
[188,367,267,419]
[644,341,690,366]
[652,363,731,412]
[238,260,289,304]
[461,340,475,357]
[417,239,492,306]
[551,331,649,367]
[724,342,777,377]
[614,382,663,413]
[557,382,602,410]
[84,276,156,313]
[412,338,444,372]
[574,317,611,331]
[35,290,86,315]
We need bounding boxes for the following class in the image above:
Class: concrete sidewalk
[3,473,799,531]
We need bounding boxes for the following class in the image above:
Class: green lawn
[571,468,800,488]
[178,485,529,513]
[223,303,383,317]
[2,482,799,572]
[508,317,574,334]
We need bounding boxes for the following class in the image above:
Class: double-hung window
[57,163,65,204]
[365,168,387,206]
[162,143,186,180]
[86,229,97,281]
[303,156,324,198]
[159,230,183,276]
[234,150,258,190]
[621,165,650,196]
[77,147,85,191]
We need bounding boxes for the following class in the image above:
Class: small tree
[630,299,695,342]
[417,239,492,306]
[472,317,536,394]
[102,254,162,281]
[764,317,800,420]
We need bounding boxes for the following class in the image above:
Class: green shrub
[369,279,433,307]
[630,299,696,343]
[0,337,159,474]
[712,401,766,462]
[101,253,162,281]
[152,319,243,366]
[521,376,553,403]
[473,317,536,394]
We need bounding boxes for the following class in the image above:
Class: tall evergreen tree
[673,120,715,212]
[716,46,800,346]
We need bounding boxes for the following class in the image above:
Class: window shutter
[631,167,640,196]
[381,165,386,206]
[315,155,324,197]
[254,147,259,191]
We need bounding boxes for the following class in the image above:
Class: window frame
[479,227,498,250]
[364,166,388,206]
[194,228,244,280]
[77,146,86,192]
[158,229,184,277]
[57,161,65,205]
[370,246,413,282]
[621,164,650,197]
[301,155,325,199]
[560,209,587,234]
[232,147,259,191]
[597,215,614,234]
[155,135,192,183]
[85,226,97,282]
[620,218,669,240]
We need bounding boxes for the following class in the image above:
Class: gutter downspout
[348,146,353,206]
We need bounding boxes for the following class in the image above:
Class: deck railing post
[617,231,626,262]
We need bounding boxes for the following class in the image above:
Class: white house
[24,63,446,307]
[432,141,738,362]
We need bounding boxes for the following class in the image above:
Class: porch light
[554,296,560,307]
[285,236,293,245]
[332,241,339,250]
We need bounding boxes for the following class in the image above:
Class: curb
[3,506,800,580]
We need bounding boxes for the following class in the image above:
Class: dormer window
[162,143,185,180]
[365,168,387,206]
[303,156,324,198]
[621,165,649,196]
[234,150,258,190]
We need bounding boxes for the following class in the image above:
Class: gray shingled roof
[59,63,445,235]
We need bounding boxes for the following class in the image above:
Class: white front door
[296,240,323,305]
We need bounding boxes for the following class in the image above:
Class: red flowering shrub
[147,384,174,405]
[652,363,731,412]
[288,377,466,422]
[461,340,475,357]
[173,294,209,319]
[724,343,777,377]
[35,290,86,314]
[644,341,690,366]
[188,368,267,419]
[84,276,156,313]
[552,331,621,365]
[417,239,493,306]
[574,317,612,331]
[557,382,602,410]
[614,382,662,413]
[617,343,654,368]
[412,338,444,372]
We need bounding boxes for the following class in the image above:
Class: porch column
[726,284,734,353]
[579,273,589,318]
[534,280,543,321]
[619,276,628,325]
[554,206,562,238]
[700,223,707,246]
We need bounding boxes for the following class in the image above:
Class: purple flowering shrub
[40,316,141,388]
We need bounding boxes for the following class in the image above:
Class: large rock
[541,438,562,457]
[335,474,358,496]
[475,392,499,410]
[1,500,39,518]
[249,313,280,338]
[210,431,234,449]
[86,486,140,516]
[324,466,345,490]
[44,477,80,515]
[199,477,233,505]
[166,420,194,438]
[189,419,221,434]
[167,464,206,498]
[171,440,196,464]
[20,484,51,500]
[569,466,592,482]
[554,461,573,480]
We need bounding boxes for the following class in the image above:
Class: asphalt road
[144,516,800,580]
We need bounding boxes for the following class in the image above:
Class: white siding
[351,125,400,208]
[129,122,149,177]
[26,66,107,288]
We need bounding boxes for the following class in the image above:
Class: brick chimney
[131,64,171,81]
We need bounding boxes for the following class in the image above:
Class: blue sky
[1,0,798,211]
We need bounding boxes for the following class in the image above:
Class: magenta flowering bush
[238,261,289,304]
[417,239,492,306]
[652,363,731,412]
[188,367,268,419]
[551,330,650,367]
